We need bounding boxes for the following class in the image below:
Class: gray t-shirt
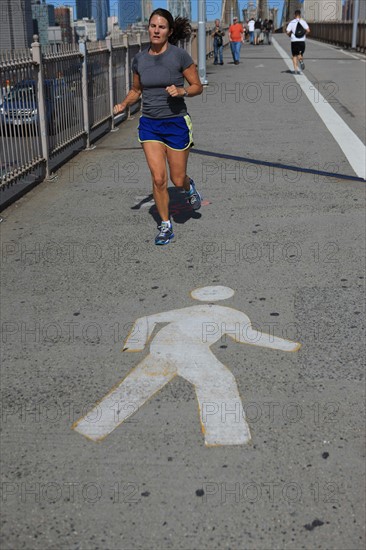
[132,44,194,119]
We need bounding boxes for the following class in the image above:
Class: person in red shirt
[228,16,244,64]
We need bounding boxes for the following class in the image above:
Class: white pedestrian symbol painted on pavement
[73,286,301,446]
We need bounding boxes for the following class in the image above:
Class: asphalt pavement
[1,34,365,549]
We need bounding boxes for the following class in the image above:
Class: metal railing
[0,27,216,199]
[0,33,152,191]
[0,48,43,187]
[280,21,366,52]
[309,21,366,52]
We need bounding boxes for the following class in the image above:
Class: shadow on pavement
[131,187,202,225]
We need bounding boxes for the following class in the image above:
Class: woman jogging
[113,8,203,245]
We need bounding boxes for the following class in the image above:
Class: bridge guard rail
[0,33,150,193]
[300,21,365,53]
[2,27,228,200]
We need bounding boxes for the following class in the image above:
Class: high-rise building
[142,0,154,23]
[54,7,73,44]
[167,0,191,19]
[75,18,97,41]
[32,0,55,46]
[76,0,92,20]
[48,25,62,45]
[92,0,109,40]
[108,16,122,38]
[76,0,109,39]
[0,0,34,49]
[118,0,142,29]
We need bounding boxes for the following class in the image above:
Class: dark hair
[149,8,192,45]
[295,10,301,16]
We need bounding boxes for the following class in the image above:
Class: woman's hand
[165,85,185,98]
[113,103,125,115]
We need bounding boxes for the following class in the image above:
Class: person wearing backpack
[286,9,310,74]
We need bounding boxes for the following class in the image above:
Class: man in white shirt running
[286,9,310,74]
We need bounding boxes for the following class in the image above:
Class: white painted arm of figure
[122,316,156,352]
[247,331,301,352]
[122,308,190,352]
[228,324,301,352]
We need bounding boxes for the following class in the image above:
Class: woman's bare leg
[166,147,191,191]
[142,142,170,221]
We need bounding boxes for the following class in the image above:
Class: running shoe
[299,59,305,70]
[186,180,202,211]
[155,222,174,245]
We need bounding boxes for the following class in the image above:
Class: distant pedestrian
[212,18,225,65]
[248,17,255,44]
[267,19,273,45]
[243,20,249,42]
[113,8,203,245]
[286,9,310,74]
[263,19,273,44]
[254,18,262,45]
[228,16,244,64]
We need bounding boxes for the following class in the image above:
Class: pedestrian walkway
[1,34,365,550]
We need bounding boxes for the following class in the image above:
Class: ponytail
[149,9,192,45]
[169,16,192,44]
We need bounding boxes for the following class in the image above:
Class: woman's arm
[113,72,142,115]
[166,63,203,98]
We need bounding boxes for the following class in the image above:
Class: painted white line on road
[272,38,366,180]
[307,39,364,60]
[72,286,301,446]
[339,49,363,60]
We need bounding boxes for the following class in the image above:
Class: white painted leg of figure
[73,356,176,441]
[181,356,251,446]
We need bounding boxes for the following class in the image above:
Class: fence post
[186,36,192,57]
[106,34,118,132]
[352,0,360,49]
[31,35,51,180]
[79,37,94,149]
[123,32,131,118]
[198,0,208,84]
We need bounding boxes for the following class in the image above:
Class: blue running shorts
[138,115,194,151]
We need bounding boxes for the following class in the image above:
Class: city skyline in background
[49,0,287,22]
[0,0,356,50]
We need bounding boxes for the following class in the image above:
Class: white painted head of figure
[191,286,235,301]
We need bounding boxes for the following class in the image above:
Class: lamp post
[351,0,360,49]
[198,0,208,85]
